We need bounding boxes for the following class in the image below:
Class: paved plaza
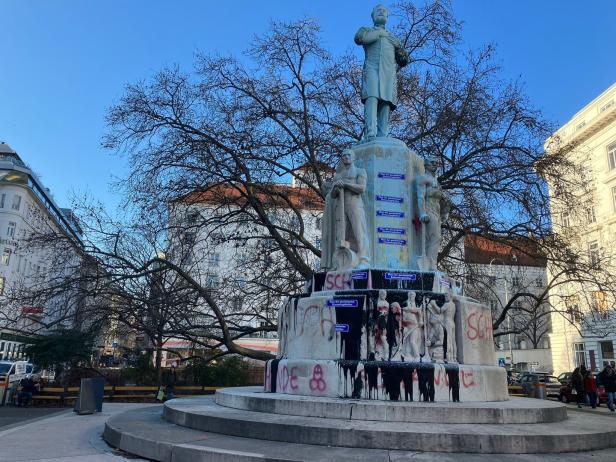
[0,403,154,462]
[0,399,614,461]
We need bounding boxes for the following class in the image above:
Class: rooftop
[464,235,547,268]
[180,182,324,211]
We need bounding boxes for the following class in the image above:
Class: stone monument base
[104,388,616,460]
[264,359,507,402]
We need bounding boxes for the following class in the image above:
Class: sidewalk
[0,403,158,461]
[0,407,67,430]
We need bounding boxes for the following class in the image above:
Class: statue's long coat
[355,27,401,107]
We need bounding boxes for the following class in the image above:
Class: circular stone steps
[215,386,567,424]
[103,404,616,462]
[163,395,616,454]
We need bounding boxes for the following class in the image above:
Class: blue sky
[1,0,614,210]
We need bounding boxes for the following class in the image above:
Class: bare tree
[11,1,615,363]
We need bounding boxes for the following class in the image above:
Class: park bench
[22,384,221,406]
[507,384,525,397]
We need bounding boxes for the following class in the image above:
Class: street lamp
[489,257,516,369]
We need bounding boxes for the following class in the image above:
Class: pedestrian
[598,364,616,412]
[584,370,598,408]
[17,375,37,407]
[571,366,585,409]
[164,362,177,401]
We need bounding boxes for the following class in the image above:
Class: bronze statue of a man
[355,4,409,140]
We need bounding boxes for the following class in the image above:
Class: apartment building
[0,142,83,360]
[546,82,616,374]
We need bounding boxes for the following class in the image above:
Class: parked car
[558,371,607,405]
[518,373,561,397]
[0,361,33,385]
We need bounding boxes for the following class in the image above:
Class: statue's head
[408,291,416,301]
[424,158,438,173]
[371,4,389,26]
[378,289,387,300]
[341,149,355,166]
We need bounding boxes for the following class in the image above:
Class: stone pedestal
[351,138,425,270]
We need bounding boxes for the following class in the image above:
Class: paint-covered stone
[455,296,496,366]
[265,359,507,402]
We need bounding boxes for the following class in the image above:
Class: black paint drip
[402,367,414,401]
[269,359,281,393]
[447,366,460,402]
[334,296,365,361]
[364,361,379,399]
[418,366,435,402]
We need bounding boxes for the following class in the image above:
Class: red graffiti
[434,369,450,387]
[309,364,327,392]
[276,365,299,392]
[461,370,475,388]
[466,311,493,341]
[324,272,352,290]
[290,367,298,390]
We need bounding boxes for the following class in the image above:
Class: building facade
[0,142,83,360]
[464,235,552,373]
[168,180,324,346]
[546,82,616,374]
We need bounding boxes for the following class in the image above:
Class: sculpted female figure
[375,289,390,360]
[426,299,445,361]
[442,293,457,362]
[401,291,423,360]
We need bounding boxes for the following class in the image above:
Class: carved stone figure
[389,301,402,360]
[427,299,445,361]
[401,291,423,360]
[416,159,451,271]
[355,4,409,139]
[321,149,371,270]
[441,294,457,362]
[375,289,389,360]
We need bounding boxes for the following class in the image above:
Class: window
[11,195,21,211]
[535,277,543,288]
[601,100,614,113]
[592,290,608,316]
[231,296,244,311]
[1,248,11,265]
[511,276,521,289]
[601,342,615,367]
[6,221,16,238]
[574,343,586,367]
[315,238,321,250]
[316,217,322,230]
[0,194,4,208]
[207,253,220,266]
[565,295,583,323]
[561,211,570,228]
[0,276,4,295]
[205,274,219,289]
[588,241,600,267]
[609,143,616,171]
[586,206,596,224]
